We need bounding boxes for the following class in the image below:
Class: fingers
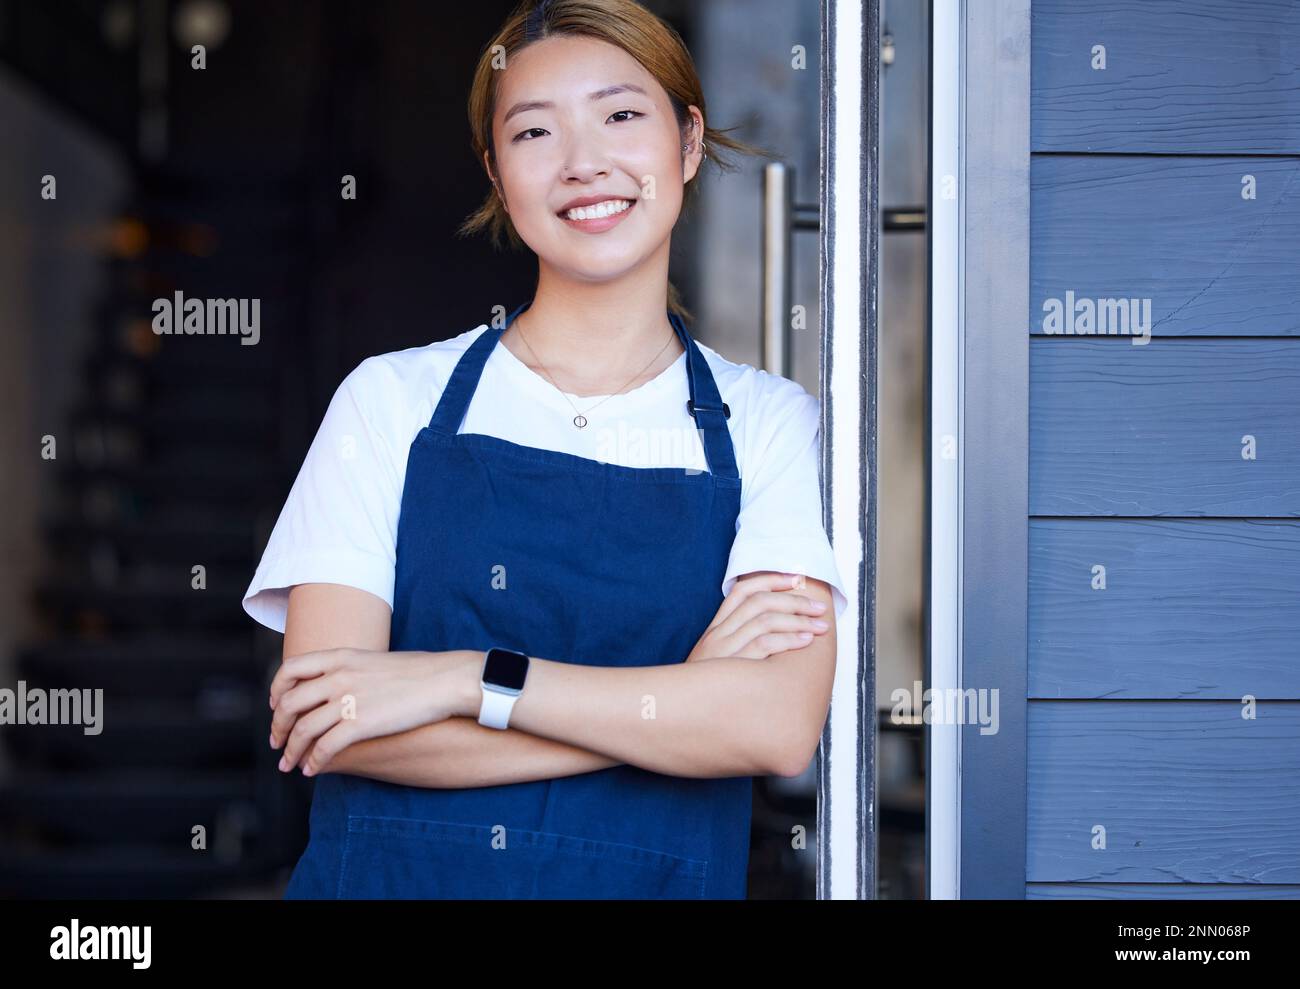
[280,701,346,772]
[711,587,828,643]
[269,648,346,711]
[269,675,336,747]
[731,630,823,660]
[705,603,830,661]
[728,610,830,659]
[300,727,346,777]
[688,572,831,661]
[710,572,809,629]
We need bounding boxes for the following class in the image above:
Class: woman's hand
[686,571,830,663]
[268,648,477,776]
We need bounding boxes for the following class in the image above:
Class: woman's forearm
[483,654,790,779]
[323,715,620,787]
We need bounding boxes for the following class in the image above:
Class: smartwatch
[478,647,530,729]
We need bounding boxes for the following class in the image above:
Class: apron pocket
[338,815,709,899]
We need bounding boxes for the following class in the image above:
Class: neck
[502,266,685,398]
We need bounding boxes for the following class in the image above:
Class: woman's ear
[682,108,706,185]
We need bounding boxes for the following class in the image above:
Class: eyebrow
[502,82,649,124]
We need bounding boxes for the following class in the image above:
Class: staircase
[0,169,315,898]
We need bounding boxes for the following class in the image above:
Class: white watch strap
[478,687,519,730]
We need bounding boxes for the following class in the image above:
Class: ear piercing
[683,118,706,155]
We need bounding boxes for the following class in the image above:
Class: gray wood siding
[1024,0,1300,898]
[1030,519,1300,698]
[1026,702,1300,883]
[1031,156,1300,337]
[1032,0,1300,153]
[1030,338,1300,516]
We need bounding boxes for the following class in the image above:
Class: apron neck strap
[427,301,529,436]
[428,301,739,481]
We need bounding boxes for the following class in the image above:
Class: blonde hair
[458,0,774,322]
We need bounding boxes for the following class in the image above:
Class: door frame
[818,0,880,899]
[927,0,1031,899]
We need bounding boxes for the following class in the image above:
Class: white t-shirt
[242,323,848,634]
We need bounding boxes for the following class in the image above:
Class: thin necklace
[511,313,679,429]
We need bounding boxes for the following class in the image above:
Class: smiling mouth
[558,198,637,221]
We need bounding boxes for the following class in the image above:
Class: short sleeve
[242,358,405,633]
[721,379,849,622]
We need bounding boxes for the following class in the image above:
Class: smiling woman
[458,0,771,325]
[242,0,846,901]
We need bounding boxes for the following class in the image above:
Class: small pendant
[573,414,588,429]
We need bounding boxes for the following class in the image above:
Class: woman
[242,0,847,899]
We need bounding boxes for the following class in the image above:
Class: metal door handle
[762,163,822,377]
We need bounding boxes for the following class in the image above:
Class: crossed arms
[274,573,836,786]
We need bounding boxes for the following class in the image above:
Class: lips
[556,196,638,234]
[557,197,636,220]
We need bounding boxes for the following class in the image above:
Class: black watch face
[484,648,529,690]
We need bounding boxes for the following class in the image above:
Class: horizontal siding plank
[1032,0,1300,153]
[1029,519,1300,698]
[1030,338,1300,516]
[1031,156,1300,337]
[1027,701,1300,882]
[1028,883,1300,899]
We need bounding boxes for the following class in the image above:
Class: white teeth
[564,199,633,221]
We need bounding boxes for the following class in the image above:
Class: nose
[559,126,611,182]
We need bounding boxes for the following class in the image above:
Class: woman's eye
[512,110,641,142]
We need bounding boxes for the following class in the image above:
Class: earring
[684,117,705,155]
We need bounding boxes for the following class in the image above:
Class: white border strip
[928,0,962,901]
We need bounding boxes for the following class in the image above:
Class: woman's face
[488,34,702,283]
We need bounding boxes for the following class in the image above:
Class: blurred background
[0,0,927,898]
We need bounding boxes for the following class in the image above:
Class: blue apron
[283,300,751,899]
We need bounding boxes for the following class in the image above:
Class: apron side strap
[674,312,740,482]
